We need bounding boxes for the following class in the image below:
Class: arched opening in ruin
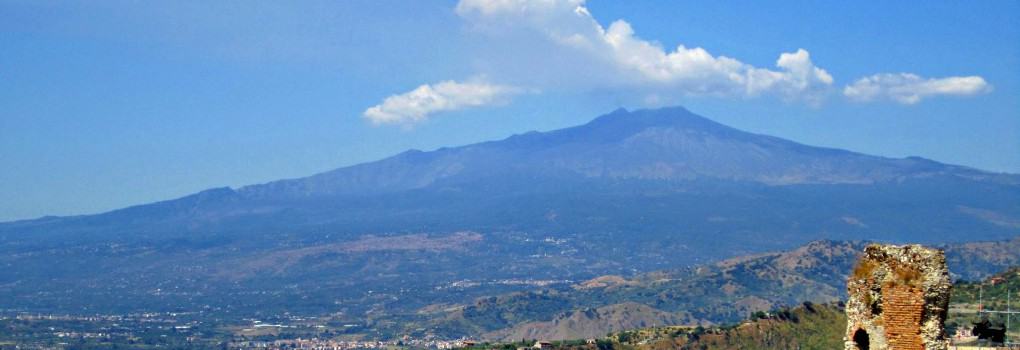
[852,329,870,350]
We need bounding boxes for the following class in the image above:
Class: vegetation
[946,267,1020,341]
[665,302,846,350]
[422,239,1020,340]
[476,303,846,350]
[851,259,878,281]
[952,267,1020,309]
[891,264,923,287]
[0,244,1017,347]
[469,266,1020,350]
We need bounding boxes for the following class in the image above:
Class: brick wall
[881,285,925,350]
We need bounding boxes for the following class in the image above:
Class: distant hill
[471,267,1020,350]
[614,302,847,350]
[414,238,1020,340]
[484,302,688,341]
[418,238,1020,340]
[1,107,1018,337]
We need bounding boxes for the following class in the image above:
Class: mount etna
[1,106,1018,337]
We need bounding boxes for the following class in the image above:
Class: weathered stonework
[844,244,952,350]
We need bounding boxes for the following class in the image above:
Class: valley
[2,238,1018,348]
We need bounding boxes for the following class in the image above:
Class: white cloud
[455,0,833,102]
[366,0,991,126]
[843,73,991,104]
[363,80,520,126]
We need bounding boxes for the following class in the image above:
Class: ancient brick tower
[844,244,952,350]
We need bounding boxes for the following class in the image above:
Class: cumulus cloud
[363,80,521,126]
[365,0,991,126]
[843,73,991,104]
[456,0,833,102]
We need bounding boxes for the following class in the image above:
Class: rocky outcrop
[844,244,952,350]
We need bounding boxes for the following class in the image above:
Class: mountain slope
[606,267,1020,350]
[615,302,847,350]
[483,302,690,341]
[4,106,1017,247]
[238,106,1011,197]
[417,238,1020,340]
[0,106,1018,331]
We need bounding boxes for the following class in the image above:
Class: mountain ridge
[233,106,1011,201]
[4,106,1015,226]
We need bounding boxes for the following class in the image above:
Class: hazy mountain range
[1,106,1018,337]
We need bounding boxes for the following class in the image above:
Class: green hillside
[947,267,1020,342]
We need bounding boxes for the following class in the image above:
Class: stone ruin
[844,244,952,350]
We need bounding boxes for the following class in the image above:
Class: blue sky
[1,0,1018,221]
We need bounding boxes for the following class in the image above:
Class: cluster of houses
[229,338,472,350]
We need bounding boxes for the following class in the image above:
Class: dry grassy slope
[429,238,1020,340]
[945,238,1020,280]
[629,268,1019,350]
[630,303,847,350]
[485,302,693,341]
[432,240,863,340]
